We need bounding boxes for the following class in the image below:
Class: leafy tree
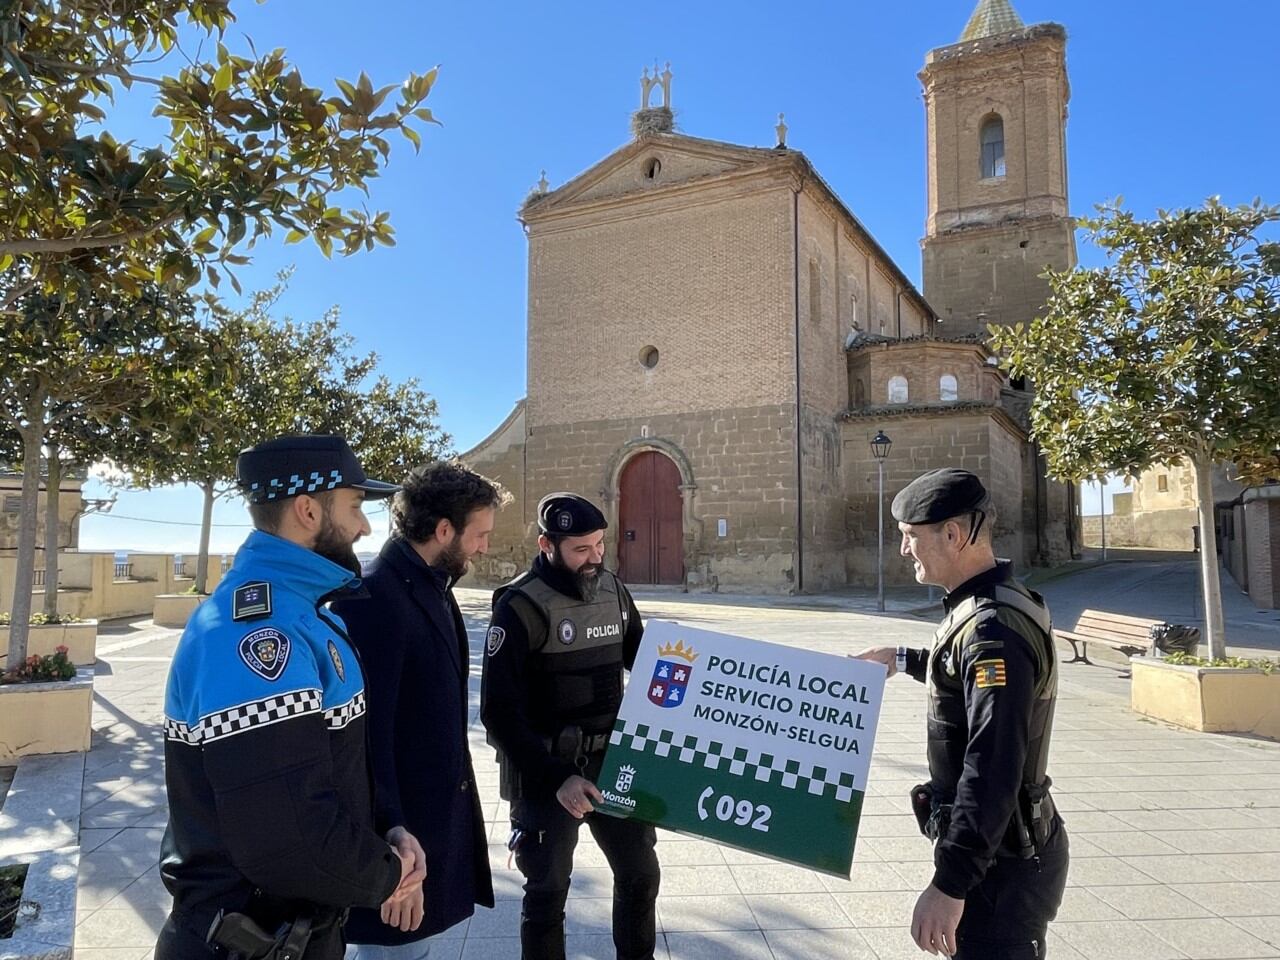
[112,279,451,592]
[991,198,1280,657]
[0,0,438,301]
[0,269,219,664]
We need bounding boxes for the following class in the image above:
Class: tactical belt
[581,733,611,753]
[912,779,1057,860]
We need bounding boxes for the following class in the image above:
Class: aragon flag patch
[974,658,1007,688]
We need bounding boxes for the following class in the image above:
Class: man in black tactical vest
[480,493,660,960]
[857,469,1068,960]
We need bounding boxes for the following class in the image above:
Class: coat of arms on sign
[648,639,698,708]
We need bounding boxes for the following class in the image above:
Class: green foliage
[112,271,451,496]
[1163,651,1280,674]
[1,645,76,683]
[0,0,439,301]
[0,612,85,626]
[0,864,28,938]
[990,198,1280,485]
[104,272,451,589]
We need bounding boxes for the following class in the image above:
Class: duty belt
[582,733,611,753]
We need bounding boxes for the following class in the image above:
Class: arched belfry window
[888,376,908,404]
[980,115,1006,179]
[940,373,958,401]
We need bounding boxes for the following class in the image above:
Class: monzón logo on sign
[615,764,636,794]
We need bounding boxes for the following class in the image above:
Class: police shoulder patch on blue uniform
[327,639,346,682]
[232,581,272,621]
[239,627,291,681]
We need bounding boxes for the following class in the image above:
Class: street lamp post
[871,430,892,613]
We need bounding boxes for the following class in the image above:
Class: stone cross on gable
[640,62,673,110]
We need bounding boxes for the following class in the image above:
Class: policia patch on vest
[232,581,272,621]
[239,627,291,681]
[974,658,1007,688]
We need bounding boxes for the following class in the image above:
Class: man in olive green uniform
[858,469,1068,959]
[480,493,659,960]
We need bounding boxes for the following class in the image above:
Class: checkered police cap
[236,435,401,505]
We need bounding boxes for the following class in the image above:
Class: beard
[314,510,362,578]
[435,532,470,581]
[552,548,604,601]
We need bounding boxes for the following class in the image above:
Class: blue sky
[79,0,1280,555]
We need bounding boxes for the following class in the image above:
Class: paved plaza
[69,585,1280,960]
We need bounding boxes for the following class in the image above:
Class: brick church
[465,0,1082,592]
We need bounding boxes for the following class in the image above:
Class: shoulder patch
[486,626,506,657]
[974,658,1007,689]
[327,639,346,682]
[239,627,291,681]
[233,581,273,621]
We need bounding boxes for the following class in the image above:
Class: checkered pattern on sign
[324,691,366,730]
[164,689,322,745]
[610,719,859,802]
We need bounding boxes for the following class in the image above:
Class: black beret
[236,435,400,505]
[891,468,991,525]
[537,492,607,536]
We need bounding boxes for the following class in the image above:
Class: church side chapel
[466,0,1081,593]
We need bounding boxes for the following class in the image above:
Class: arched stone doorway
[618,450,684,585]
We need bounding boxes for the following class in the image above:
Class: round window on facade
[639,345,660,369]
[643,157,662,180]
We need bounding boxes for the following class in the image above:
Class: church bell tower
[919,0,1076,336]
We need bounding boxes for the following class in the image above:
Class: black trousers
[953,821,1070,959]
[511,790,660,960]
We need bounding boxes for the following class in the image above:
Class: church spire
[959,0,1024,41]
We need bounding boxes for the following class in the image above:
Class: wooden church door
[618,451,683,585]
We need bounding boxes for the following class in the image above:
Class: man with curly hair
[336,461,510,958]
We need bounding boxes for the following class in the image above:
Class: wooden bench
[1058,609,1161,665]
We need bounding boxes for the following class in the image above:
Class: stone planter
[1131,658,1280,740]
[0,847,80,960]
[0,621,98,670]
[153,593,208,629]
[0,668,94,763]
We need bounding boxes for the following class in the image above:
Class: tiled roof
[960,0,1025,41]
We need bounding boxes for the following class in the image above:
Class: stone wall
[919,24,1076,334]
[525,183,796,428]
[0,478,84,553]
[848,340,1002,410]
[1244,494,1279,609]
[467,403,801,593]
[459,402,530,586]
[920,26,1071,236]
[1081,510,1196,551]
[842,409,1026,585]
[922,218,1078,336]
[1081,514,1136,548]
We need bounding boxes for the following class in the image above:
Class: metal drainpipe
[792,184,804,593]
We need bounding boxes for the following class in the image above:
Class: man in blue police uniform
[858,469,1068,959]
[481,493,660,960]
[156,436,426,960]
